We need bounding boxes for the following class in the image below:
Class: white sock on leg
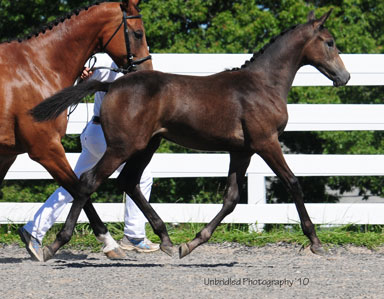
[96,232,119,253]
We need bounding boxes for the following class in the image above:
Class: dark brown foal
[32,10,350,259]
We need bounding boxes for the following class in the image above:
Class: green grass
[1,223,384,251]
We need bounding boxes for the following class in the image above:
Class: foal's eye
[326,40,334,48]
[134,30,144,40]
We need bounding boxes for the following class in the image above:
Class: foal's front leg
[179,152,251,258]
[126,183,174,256]
[258,136,324,255]
[117,139,174,256]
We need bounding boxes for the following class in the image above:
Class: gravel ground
[0,242,383,299]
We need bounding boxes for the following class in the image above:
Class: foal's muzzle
[333,72,351,87]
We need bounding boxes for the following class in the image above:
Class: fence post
[247,173,266,232]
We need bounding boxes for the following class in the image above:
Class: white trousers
[24,121,152,242]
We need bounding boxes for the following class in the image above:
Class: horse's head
[101,0,152,72]
[302,10,350,87]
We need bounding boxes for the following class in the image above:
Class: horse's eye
[134,30,144,40]
[326,40,334,48]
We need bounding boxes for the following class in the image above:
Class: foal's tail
[30,80,111,122]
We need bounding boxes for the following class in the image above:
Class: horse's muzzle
[333,72,351,87]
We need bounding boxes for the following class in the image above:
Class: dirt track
[0,242,383,299]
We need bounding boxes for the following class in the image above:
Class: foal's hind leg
[117,138,174,256]
[28,143,122,260]
[82,200,126,259]
[257,136,324,255]
[179,152,251,258]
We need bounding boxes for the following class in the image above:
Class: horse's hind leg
[257,136,324,255]
[0,155,17,184]
[117,137,174,256]
[179,152,251,258]
[47,140,154,259]
[0,154,118,258]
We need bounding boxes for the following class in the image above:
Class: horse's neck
[249,28,309,99]
[23,5,115,88]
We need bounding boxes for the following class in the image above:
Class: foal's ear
[307,10,315,22]
[312,9,333,29]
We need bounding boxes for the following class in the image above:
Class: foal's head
[302,10,350,87]
[102,0,152,71]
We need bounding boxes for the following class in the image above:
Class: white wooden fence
[1,54,384,225]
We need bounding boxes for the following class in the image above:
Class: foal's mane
[229,24,299,71]
[4,2,102,44]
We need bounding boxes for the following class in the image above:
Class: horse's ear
[313,9,333,29]
[121,0,128,11]
[121,0,140,11]
[307,10,315,22]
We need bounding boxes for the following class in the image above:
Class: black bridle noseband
[99,11,152,74]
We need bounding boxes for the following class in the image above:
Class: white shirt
[85,53,124,117]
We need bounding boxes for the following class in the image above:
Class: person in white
[18,53,159,261]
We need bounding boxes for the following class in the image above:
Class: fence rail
[1,53,384,225]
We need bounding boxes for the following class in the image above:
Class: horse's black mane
[6,2,101,43]
[229,24,299,71]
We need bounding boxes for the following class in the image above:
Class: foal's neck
[248,25,310,99]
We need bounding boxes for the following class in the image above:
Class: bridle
[68,11,151,120]
[98,11,152,74]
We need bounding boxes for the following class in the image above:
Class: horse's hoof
[179,243,190,259]
[104,246,127,259]
[160,244,174,257]
[310,244,326,256]
[43,246,54,262]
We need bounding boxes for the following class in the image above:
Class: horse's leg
[179,152,251,258]
[47,200,126,261]
[82,200,126,259]
[28,143,120,260]
[116,137,174,256]
[1,154,119,258]
[257,135,324,255]
[29,158,87,260]
[0,155,17,184]
[44,143,136,259]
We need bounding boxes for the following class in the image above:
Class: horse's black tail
[30,80,111,122]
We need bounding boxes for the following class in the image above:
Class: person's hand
[80,67,93,80]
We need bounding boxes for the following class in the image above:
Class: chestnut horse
[32,10,350,260]
[0,0,152,259]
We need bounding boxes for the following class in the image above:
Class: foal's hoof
[160,244,174,257]
[104,246,127,259]
[310,244,326,256]
[43,246,54,262]
[179,243,190,259]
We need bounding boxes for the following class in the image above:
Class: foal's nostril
[342,73,351,85]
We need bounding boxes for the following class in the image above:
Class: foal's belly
[162,126,246,152]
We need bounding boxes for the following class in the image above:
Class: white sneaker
[119,236,159,253]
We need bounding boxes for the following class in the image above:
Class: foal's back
[101,69,288,152]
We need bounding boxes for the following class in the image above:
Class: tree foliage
[0,0,383,203]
